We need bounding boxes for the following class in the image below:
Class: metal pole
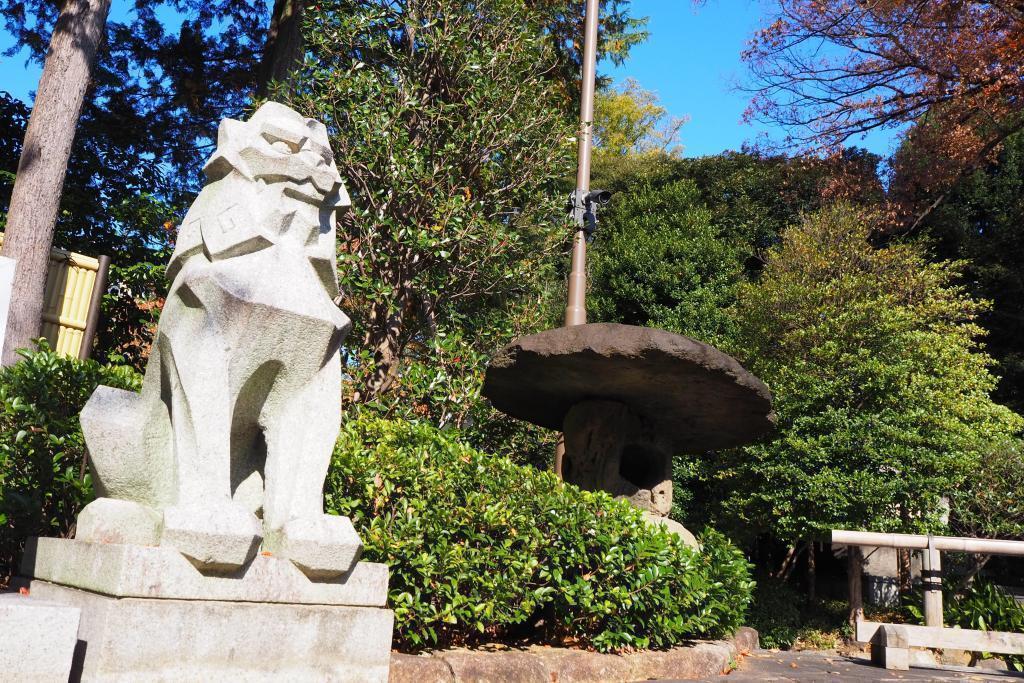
[564,0,599,329]
[555,0,600,478]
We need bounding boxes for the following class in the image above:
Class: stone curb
[390,627,759,682]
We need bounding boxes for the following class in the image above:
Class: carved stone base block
[0,593,81,682]
[562,400,673,516]
[21,537,393,681]
[23,537,387,606]
[28,581,394,682]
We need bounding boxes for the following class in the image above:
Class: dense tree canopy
[0,0,643,371]
[285,0,576,409]
[715,205,1020,542]
[587,146,1023,547]
[1,0,270,260]
[589,177,742,345]
[590,150,881,295]
[0,0,642,259]
[901,130,1024,413]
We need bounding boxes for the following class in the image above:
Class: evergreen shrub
[0,348,754,652]
[327,415,754,652]
[0,343,140,582]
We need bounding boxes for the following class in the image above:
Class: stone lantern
[483,323,775,542]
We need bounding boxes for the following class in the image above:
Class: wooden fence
[0,235,110,360]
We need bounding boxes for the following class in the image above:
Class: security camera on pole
[483,3,774,542]
[564,0,601,331]
[555,0,608,478]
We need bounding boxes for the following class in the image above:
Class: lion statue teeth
[75,102,360,577]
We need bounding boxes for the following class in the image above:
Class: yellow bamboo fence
[0,234,110,359]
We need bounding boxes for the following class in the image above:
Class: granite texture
[0,592,81,682]
[77,101,358,576]
[29,581,393,682]
[22,537,388,607]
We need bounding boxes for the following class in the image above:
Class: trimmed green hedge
[0,347,753,652]
[328,415,754,652]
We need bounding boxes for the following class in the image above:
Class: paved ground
[694,650,1024,682]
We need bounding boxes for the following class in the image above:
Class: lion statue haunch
[76,102,359,577]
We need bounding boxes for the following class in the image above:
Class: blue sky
[607,0,902,158]
[1,0,902,159]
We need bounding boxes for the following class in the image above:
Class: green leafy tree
[589,177,742,345]
[1,0,644,367]
[587,150,873,341]
[593,78,686,158]
[714,204,1022,545]
[678,148,883,266]
[286,0,575,403]
[1,1,272,260]
[950,438,1024,542]
[900,131,1024,413]
[0,344,140,583]
[1,1,273,363]
[590,150,881,279]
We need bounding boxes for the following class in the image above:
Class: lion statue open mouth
[75,102,361,577]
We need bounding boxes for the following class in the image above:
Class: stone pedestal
[870,623,910,671]
[561,400,673,517]
[561,401,698,548]
[0,592,81,682]
[21,537,393,682]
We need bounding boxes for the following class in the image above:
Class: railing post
[848,545,864,630]
[922,535,943,627]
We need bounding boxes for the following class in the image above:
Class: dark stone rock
[483,323,775,452]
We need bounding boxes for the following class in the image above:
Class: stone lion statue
[75,102,359,577]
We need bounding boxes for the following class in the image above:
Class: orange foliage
[745,0,1024,228]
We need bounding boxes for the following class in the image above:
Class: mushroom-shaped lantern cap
[482,323,775,453]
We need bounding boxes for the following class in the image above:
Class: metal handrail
[832,529,1024,631]
[832,530,1024,557]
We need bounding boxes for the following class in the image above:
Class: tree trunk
[808,541,817,602]
[257,0,306,98]
[354,283,414,403]
[1,0,111,365]
[898,506,913,595]
[848,545,864,631]
[774,542,804,580]
[898,548,912,594]
[955,554,990,595]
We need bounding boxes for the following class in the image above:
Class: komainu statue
[76,102,358,577]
